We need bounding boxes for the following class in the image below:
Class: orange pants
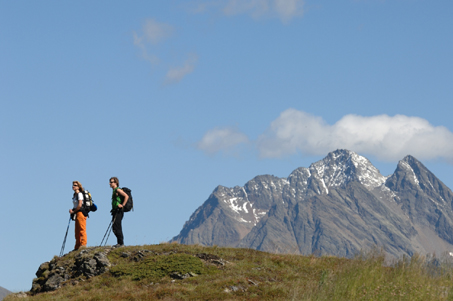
[74,211,87,250]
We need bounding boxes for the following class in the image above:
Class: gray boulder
[31,248,112,295]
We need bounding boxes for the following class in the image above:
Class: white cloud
[133,31,160,65]
[133,19,174,66]
[223,0,269,17]
[186,0,222,14]
[257,109,329,157]
[274,0,304,23]
[189,0,304,23]
[198,109,453,162]
[164,54,198,85]
[142,19,174,45]
[257,109,453,161]
[133,19,197,84]
[197,127,250,155]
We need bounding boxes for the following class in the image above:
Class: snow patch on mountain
[308,149,386,194]
[399,160,420,186]
[252,208,267,225]
[220,150,392,222]
[218,187,268,225]
[224,197,248,215]
[225,197,267,225]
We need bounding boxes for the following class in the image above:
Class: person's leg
[112,210,124,245]
[76,212,87,247]
[74,215,81,250]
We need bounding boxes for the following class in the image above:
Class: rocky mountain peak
[386,155,452,205]
[398,155,424,175]
[386,155,426,190]
[309,149,385,191]
[401,154,418,164]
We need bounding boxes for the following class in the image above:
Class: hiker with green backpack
[109,177,132,247]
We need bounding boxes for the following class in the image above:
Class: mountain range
[0,286,12,301]
[171,149,453,258]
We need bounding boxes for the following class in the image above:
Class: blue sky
[1,0,453,292]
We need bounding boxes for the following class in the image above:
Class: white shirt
[73,192,83,209]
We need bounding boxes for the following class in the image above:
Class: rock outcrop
[31,247,111,294]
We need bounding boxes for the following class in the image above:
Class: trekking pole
[100,210,118,247]
[60,216,72,257]
[103,221,114,246]
[100,220,113,247]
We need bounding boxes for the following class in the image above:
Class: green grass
[6,244,453,300]
[110,253,209,281]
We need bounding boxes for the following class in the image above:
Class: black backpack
[81,189,97,216]
[120,187,133,212]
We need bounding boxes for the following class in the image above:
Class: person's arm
[116,189,129,209]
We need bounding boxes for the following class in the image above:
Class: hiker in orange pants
[74,211,87,249]
[70,181,87,250]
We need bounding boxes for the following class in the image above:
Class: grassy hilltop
[6,243,453,300]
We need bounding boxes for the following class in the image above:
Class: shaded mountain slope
[0,286,12,301]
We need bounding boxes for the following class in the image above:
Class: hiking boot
[113,244,124,248]
[72,245,87,252]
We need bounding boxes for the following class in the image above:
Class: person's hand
[118,204,123,209]
[69,209,73,214]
